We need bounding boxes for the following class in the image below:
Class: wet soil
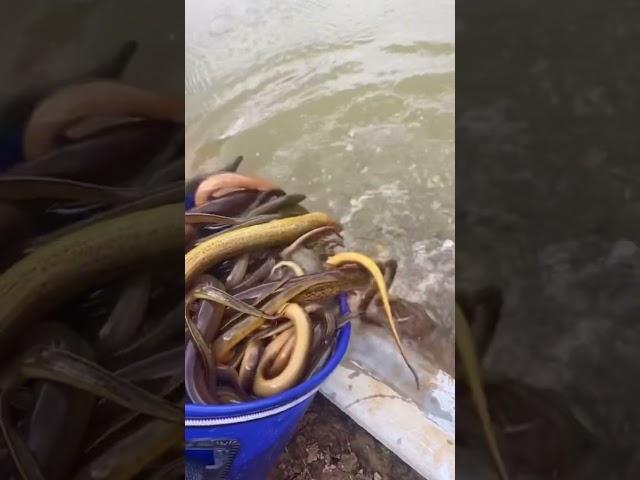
[270,395,425,480]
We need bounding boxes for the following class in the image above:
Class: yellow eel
[325,252,420,389]
[253,303,311,397]
[185,212,340,286]
[456,302,509,480]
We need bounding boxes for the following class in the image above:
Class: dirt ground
[270,395,425,480]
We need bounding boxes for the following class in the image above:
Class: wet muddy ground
[271,396,424,480]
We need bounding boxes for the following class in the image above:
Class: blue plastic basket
[185,297,350,480]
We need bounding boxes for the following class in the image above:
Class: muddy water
[186,0,455,397]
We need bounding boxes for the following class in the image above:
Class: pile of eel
[184,167,420,403]
[0,42,185,479]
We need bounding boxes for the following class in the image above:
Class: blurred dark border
[456,1,640,478]
[0,2,184,479]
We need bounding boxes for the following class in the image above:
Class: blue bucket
[185,296,351,480]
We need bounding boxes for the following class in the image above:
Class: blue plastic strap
[338,293,349,315]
